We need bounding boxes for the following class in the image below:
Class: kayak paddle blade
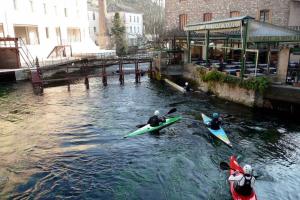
[167,108,177,115]
[220,162,230,170]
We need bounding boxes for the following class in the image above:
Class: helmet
[154,110,160,116]
[243,164,252,175]
[185,82,189,86]
[213,113,219,118]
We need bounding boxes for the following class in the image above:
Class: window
[130,26,132,33]
[13,0,17,10]
[230,11,240,18]
[94,27,96,33]
[134,26,136,33]
[54,6,57,15]
[29,0,34,12]
[45,27,49,38]
[93,12,96,20]
[0,24,4,37]
[64,8,68,17]
[67,28,81,42]
[137,16,139,23]
[130,16,132,22]
[203,13,212,22]
[179,14,188,30]
[43,3,47,14]
[137,26,140,33]
[260,10,270,22]
[14,26,40,45]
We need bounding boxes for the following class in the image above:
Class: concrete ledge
[164,78,186,93]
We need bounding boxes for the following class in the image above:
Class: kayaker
[209,113,222,130]
[228,164,255,196]
[147,110,166,127]
[184,82,191,92]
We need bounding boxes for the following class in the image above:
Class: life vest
[235,175,253,196]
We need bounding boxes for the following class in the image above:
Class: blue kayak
[201,113,232,147]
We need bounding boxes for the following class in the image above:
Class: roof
[184,16,300,43]
[184,16,254,32]
[107,3,142,14]
[248,21,300,42]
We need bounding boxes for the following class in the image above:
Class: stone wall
[165,0,292,31]
[183,63,263,107]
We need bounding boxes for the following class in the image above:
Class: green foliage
[111,12,128,56]
[199,69,270,93]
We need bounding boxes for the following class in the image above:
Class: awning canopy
[248,21,300,43]
[184,16,300,43]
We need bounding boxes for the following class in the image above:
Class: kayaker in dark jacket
[147,110,166,127]
[184,82,192,92]
[209,113,222,130]
[228,165,255,196]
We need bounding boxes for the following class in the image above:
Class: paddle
[220,162,259,179]
[136,108,177,128]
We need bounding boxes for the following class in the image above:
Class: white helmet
[185,82,189,86]
[154,110,160,116]
[243,164,252,175]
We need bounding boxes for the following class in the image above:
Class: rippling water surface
[0,75,299,199]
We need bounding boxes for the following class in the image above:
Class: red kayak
[229,156,257,200]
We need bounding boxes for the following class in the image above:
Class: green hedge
[198,69,270,94]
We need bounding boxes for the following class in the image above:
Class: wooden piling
[119,60,124,85]
[149,61,153,79]
[135,60,140,83]
[102,63,107,86]
[85,77,89,89]
[67,65,70,91]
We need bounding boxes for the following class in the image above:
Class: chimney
[98,0,109,49]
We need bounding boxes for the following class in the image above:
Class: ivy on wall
[197,68,271,94]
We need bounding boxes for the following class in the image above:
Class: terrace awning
[248,21,300,43]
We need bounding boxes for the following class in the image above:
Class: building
[165,0,300,32]
[0,0,100,60]
[88,0,100,45]
[107,3,144,47]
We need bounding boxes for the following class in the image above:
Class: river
[0,75,299,199]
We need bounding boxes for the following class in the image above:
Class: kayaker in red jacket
[209,113,222,130]
[228,164,256,196]
[147,110,166,127]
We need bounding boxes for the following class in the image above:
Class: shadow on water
[0,76,299,199]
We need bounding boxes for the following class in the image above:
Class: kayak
[229,156,257,200]
[124,116,182,138]
[201,113,232,147]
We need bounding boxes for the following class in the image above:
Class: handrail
[18,38,35,63]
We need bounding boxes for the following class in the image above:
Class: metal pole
[240,20,248,79]
[205,30,210,65]
[187,31,191,63]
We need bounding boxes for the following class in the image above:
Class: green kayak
[124,116,182,138]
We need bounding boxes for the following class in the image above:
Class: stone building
[165,0,300,32]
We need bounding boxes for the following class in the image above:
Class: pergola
[184,16,300,78]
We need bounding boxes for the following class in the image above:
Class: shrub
[199,68,270,94]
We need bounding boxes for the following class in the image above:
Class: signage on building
[185,20,241,31]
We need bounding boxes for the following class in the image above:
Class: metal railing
[18,38,35,69]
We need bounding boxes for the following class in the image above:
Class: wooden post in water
[102,62,107,86]
[67,64,70,91]
[119,60,124,85]
[84,62,90,90]
[135,60,140,83]
[149,61,153,79]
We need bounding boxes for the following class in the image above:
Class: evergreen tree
[111,12,128,56]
